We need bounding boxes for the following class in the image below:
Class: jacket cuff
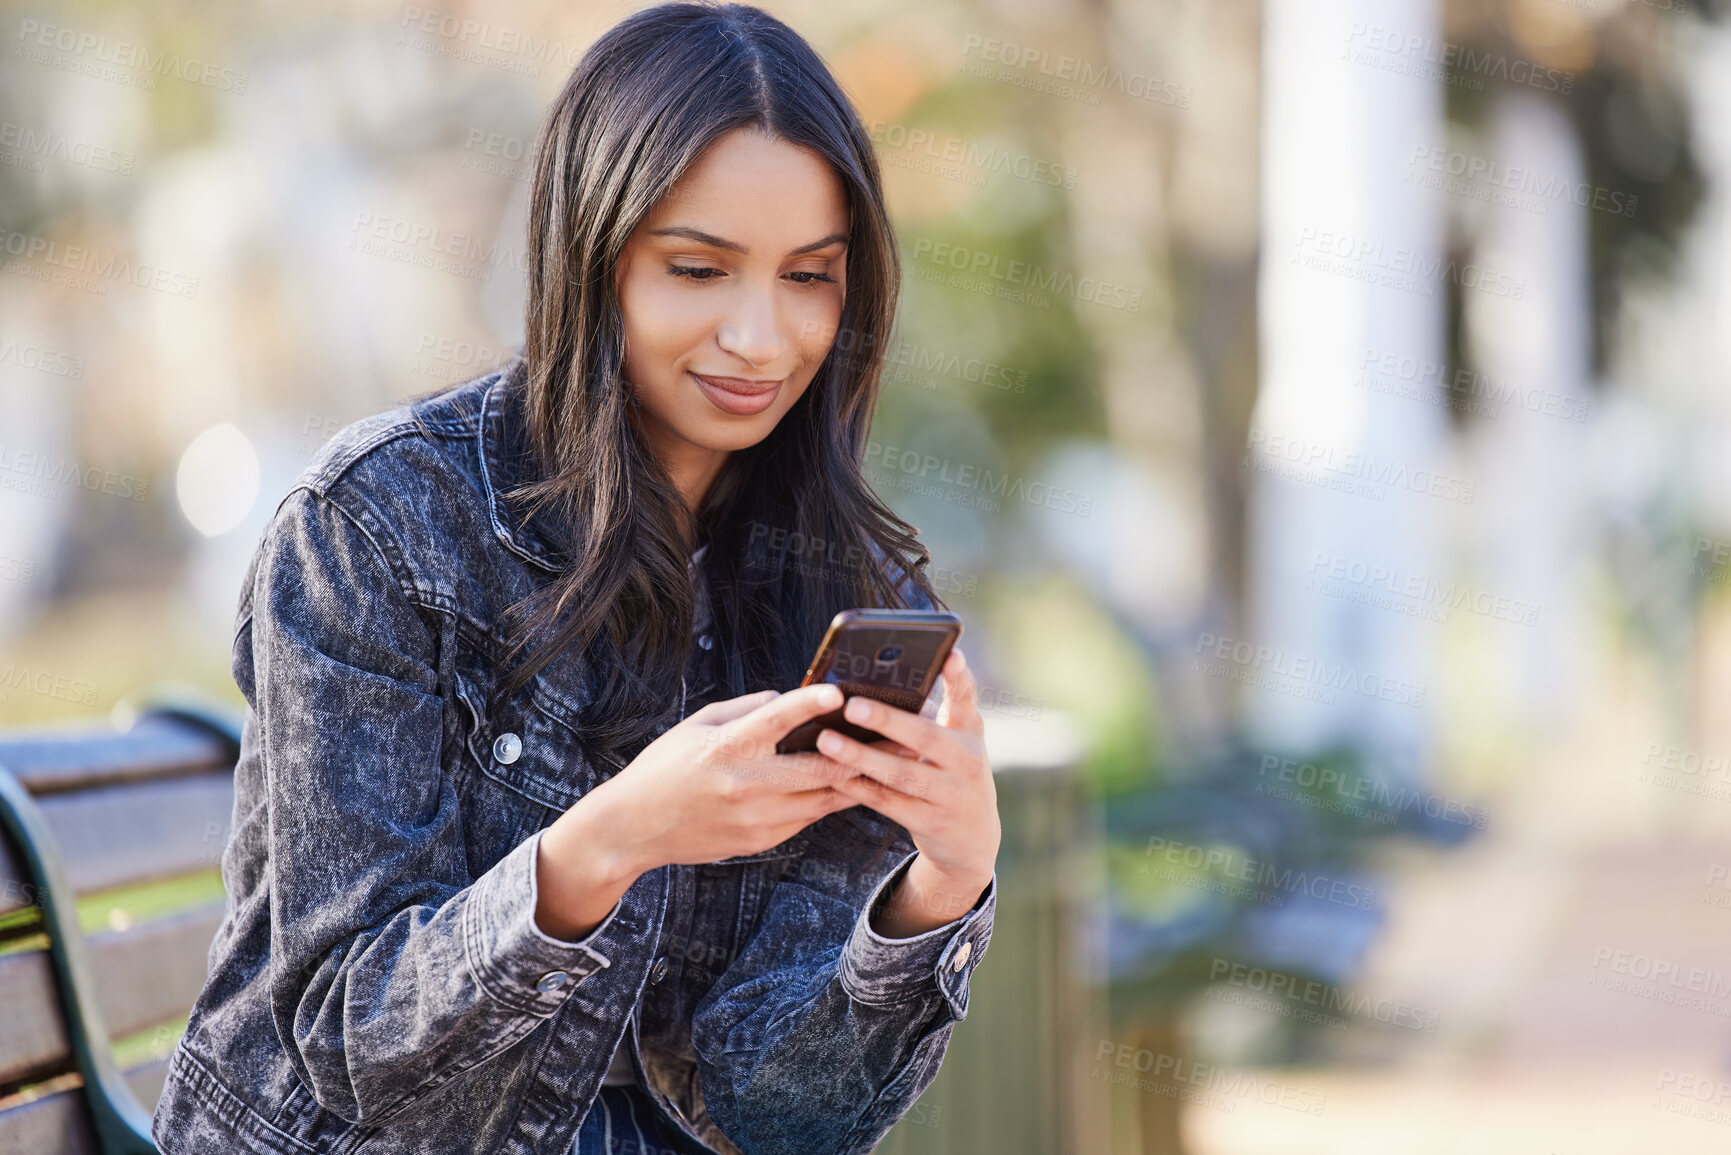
[837,851,995,1018]
[462,828,615,1017]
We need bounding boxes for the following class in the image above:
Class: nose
[715,283,787,371]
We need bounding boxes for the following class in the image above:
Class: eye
[665,265,838,286]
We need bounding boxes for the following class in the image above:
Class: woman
[151,4,1001,1154]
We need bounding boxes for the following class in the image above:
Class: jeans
[573,1085,694,1155]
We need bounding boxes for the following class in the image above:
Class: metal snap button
[536,970,569,992]
[493,731,523,765]
[697,633,714,651]
[650,956,670,984]
[951,941,972,972]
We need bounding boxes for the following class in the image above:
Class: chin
[696,416,781,452]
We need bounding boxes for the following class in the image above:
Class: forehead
[641,127,849,242]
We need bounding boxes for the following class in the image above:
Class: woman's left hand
[818,646,1001,937]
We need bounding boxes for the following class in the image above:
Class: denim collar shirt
[150,361,997,1155]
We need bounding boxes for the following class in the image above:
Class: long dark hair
[496,2,939,773]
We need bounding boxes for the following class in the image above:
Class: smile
[691,371,783,416]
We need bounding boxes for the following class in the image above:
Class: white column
[1248,0,1450,773]
[1462,90,1592,733]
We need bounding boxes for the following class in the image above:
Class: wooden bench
[0,694,242,1155]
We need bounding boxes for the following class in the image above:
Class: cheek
[621,277,714,367]
[795,295,847,364]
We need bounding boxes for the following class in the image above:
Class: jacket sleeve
[690,819,996,1155]
[250,485,626,1126]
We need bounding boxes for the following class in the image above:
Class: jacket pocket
[450,671,598,875]
[156,1044,325,1155]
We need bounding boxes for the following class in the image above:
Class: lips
[691,371,783,417]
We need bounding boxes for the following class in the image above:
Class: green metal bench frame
[0,699,241,1155]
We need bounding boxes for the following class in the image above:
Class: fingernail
[845,697,871,723]
[820,685,843,707]
[818,731,843,754]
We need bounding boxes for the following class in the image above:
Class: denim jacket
[151,362,997,1155]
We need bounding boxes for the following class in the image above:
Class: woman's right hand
[534,684,856,940]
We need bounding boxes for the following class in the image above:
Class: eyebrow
[646,226,849,256]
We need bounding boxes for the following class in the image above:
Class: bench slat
[0,903,225,1088]
[0,1084,101,1155]
[0,947,67,1089]
[94,903,225,1040]
[0,713,234,796]
[1,772,237,917]
[39,773,235,897]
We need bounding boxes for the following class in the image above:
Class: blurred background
[3,0,1730,1150]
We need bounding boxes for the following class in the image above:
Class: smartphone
[775,609,964,755]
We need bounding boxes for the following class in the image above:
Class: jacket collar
[476,360,566,573]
